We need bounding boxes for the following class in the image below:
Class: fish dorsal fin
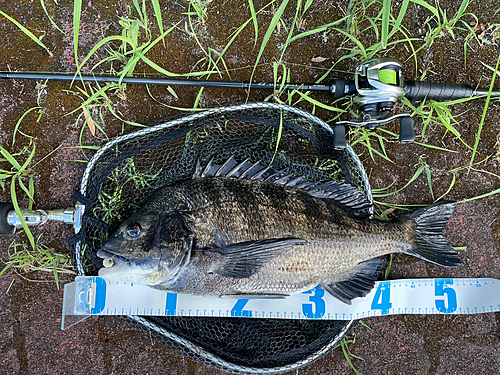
[193,157,372,216]
[193,157,275,180]
[209,238,307,279]
[322,258,382,305]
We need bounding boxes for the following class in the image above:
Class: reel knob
[0,202,14,233]
[399,116,415,143]
[333,124,346,149]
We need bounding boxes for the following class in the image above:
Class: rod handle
[404,81,474,101]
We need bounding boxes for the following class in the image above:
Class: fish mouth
[97,249,129,277]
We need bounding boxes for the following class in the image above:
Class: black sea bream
[97,158,460,304]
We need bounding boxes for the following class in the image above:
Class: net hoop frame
[73,102,372,374]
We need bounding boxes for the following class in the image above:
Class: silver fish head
[97,210,194,285]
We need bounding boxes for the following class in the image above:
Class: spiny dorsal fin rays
[226,158,253,178]
[214,156,238,177]
[192,157,372,215]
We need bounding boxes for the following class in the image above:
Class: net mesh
[70,103,372,374]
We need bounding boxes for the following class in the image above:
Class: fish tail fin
[403,201,461,267]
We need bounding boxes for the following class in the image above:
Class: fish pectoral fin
[323,258,382,305]
[220,294,288,299]
[210,238,307,279]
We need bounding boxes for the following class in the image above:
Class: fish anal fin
[323,258,382,305]
[211,238,307,279]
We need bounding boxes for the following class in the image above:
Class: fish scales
[97,173,460,304]
[151,177,406,249]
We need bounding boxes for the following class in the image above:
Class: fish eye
[124,223,141,239]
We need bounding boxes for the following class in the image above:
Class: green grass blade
[469,54,500,169]
[373,164,426,198]
[0,147,22,171]
[0,10,53,56]
[451,0,470,28]
[424,165,434,200]
[75,35,135,76]
[381,0,391,48]
[340,339,362,375]
[384,255,393,280]
[458,187,500,203]
[18,179,34,205]
[13,107,41,145]
[20,142,36,173]
[28,176,34,210]
[332,28,367,59]
[0,262,14,277]
[53,259,60,289]
[293,91,344,112]
[283,17,346,50]
[138,52,217,77]
[249,0,290,89]
[151,0,164,42]
[40,0,66,34]
[388,0,409,39]
[73,0,82,68]
[269,110,284,165]
[141,21,181,56]
[410,0,438,18]
[248,0,258,48]
[11,177,36,250]
[436,172,456,201]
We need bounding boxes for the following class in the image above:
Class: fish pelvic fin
[209,238,307,279]
[323,258,382,305]
[405,201,461,268]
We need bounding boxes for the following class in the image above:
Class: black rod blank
[0,71,333,92]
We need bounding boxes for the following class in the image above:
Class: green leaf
[470,54,500,169]
[373,164,426,198]
[381,0,391,47]
[75,35,136,78]
[0,147,22,171]
[0,262,14,277]
[248,0,258,48]
[0,11,53,56]
[73,0,82,67]
[424,165,434,200]
[388,0,409,39]
[40,0,66,34]
[11,177,36,250]
[249,0,290,88]
[151,0,165,43]
[410,0,438,18]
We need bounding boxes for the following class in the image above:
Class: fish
[97,157,460,304]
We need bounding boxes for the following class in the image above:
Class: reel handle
[399,117,415,143]
[0,202,14,233]
[333,125,346,149]
[404,81,475,101]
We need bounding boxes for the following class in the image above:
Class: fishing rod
[1,58,499,148]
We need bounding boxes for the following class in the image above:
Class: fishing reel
[333,59,415,148]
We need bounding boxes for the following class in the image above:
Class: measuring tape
[62,276,500,329]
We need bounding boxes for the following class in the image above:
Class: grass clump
[0,143,37,250]
[0,239,74,289]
